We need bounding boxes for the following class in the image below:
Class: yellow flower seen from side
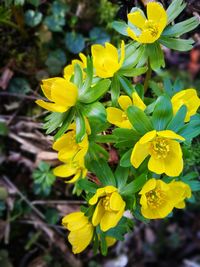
[131,130,185,176]
[139,178,191,219]
[171,88,200,122]
[91,41,125,78]
[52,128,89,162]
[53,158,87,183]
[107,92,146,128]
[64,53,87,81]
[62,211,94,254]
[89,185,125,232]
[127,2,167,44]
[36,78,78,112]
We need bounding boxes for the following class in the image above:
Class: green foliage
[45,49,67,75]
[24,10,42,27]
[8,78,31,94]
[65,32,85,54]
[32,161,56,196]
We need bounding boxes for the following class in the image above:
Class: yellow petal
[127,27,139,42]
[131,141,149,168]
[106,107,130,128]
[128,10,146,29]
[171,89,200,122]
[105,42,118,62]
[100,206,124,232]
[139,178,156,195]
[62,212,88,231]
[35,99,68,112]
[40,78,57,100]
[51,79,78,107]
[109,192,124,211]
[68,223,93,254]
[139,130,157,144]
[89,188,106,205]
[92,200,105,226]
[163,140,183,177]
[147,2,167,30]
[119,40,125,67]
[105,185,117,194]
[157,130,185,141]
[63,64,74,81]
[132,92,146,111]
[118,96,132,111]
[138,29,159,44]
[148,156,165,174]
[79,53,87,68]
[53,164,76,177]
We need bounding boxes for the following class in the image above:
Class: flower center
[146,188,166,208]
[144,20,159,37]
[102,195,112,211]
[150,137,170,159]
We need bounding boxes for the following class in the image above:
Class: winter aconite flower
[64,53,87,81]
[62,212,94,254]
[131,130,185,176]
[53,158,87,183]
[139,178,191,219]
[89,186,125,232]
[127,2,167,44]
[107,92,146,128]
[36,78,78,112]
[171,88,200,122]
[91,41,125,78]
[52,127,89,163]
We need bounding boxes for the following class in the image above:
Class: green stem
[144,60,152,94]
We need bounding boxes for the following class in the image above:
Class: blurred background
[0,0,200,266]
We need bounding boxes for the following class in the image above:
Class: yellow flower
[91,41,125,78]
[62,211,94,254]
[107,92,146,128]
[52,128,89,162]
[89,186,125,232]
[36,78,78,112]
[131,130,185,176]
[64,53,87,81]
[127,2,167,44]
[171,89,200,122]
[53,158,87,183]
[139,178,191,219]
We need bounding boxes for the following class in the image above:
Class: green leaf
[80,56,93,95]
[0,121,8,136]
[163,17,199,37]
[8,77,31,94]
[110,74,120,106]
[112,20,128,36]
[24,10,42,27]
[88,159,116,186]
[114,165,129,190]
[178,114,200,141]
[167,105,187,132]
[120,148,132,167]
[86,143,109,162]
[44,16,65,32]
[43,112,67,134]
[73,63,83,88]
[89,27,110,44]
[149,80,163,97]
[122,43,145,69]
[54,108,75,140]
[166,0,186,24]
[45,49,67,75]
[147,42,165,70]
[120,173,147,196]
[118,76,134,97]
[119,66,147,77]
[163,77,173,97]
[65,32,85,54]
[159,37,194,51]
[79,79,111,104]
[95,134,117,143]
[78,179,99,193]
[113,128,141,148]
[152,95,173,130]
[99,232,108,256]
[127,106,154,134]
[75,109,86,143]
[106,217,133,241]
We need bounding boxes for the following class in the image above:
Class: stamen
[146,189,166,208]
[150,137,170,159]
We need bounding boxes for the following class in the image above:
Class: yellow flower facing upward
[62,212,94,254]
[91,41,125,78]
[36,78,78,112]
[127,2,167,44]
[89,186,125,232]
[64,53,87,81]
[52,128,89,163]
[139,178,191,219]
[53,158,87,183]
[107,92,146,128]
[131,130,185,176]
[171,89,200,122]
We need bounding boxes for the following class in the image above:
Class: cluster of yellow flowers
[36,1,200,255]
